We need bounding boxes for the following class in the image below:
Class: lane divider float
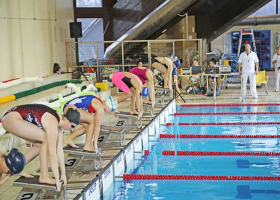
[162,150,280,156]
[159,134,280,139]
[123,174,279,181]
[181,103,280,107]
[166,122,280,126]
[174,112,280,116]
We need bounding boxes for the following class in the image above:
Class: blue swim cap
[142,87,150,97]
[4,148,26,175]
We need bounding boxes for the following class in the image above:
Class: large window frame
[73,0,113,64]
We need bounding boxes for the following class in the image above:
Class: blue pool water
[109,105,280,200]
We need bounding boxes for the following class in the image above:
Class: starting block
[98,125,125,146]
[114,111,142,129]
[143,103,155,116]
[154,87,171,107]
[14,175,66,200]
[63,146,102,170]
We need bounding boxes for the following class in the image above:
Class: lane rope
[181,103,280,107]
[166,122,280,126]
[162,150,280,156]
[159,134,280,139]
[174,111,280,115]
[123,174,279,181]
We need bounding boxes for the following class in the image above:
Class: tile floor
[0,71,279,199]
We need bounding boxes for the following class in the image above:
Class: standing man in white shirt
[273,47,280,92]
[238,44,259,99]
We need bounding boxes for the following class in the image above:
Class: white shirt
[272,53,280,71]
[238,51,259,73]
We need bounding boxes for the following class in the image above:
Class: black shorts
[152,58,168,69]
[122,77,134,88]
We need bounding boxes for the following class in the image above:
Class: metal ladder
[237,27,257,56]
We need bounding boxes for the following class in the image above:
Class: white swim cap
[105,96,118,111]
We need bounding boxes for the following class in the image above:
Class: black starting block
[114,111,142,129]
[63,146,102,170]
[14,175,66,200]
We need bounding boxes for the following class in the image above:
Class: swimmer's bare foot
[144,101,152,105]
[130,110,138,115]
[83,146,95,153]
[114,109,120,113]
[39,176,56,185]
[64,138,79,148]
[18,171,34,178]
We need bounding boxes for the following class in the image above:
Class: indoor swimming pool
[106,103,280,200]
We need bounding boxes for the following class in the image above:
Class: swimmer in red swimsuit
[130,61,155,107]
[2,104,80,191]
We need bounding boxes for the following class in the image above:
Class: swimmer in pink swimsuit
[112,71,144,118]
[130,61,155,107]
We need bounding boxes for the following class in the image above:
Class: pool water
[109,105,280,200]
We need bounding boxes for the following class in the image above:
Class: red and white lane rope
[162,150,280,156]
[159,134,280,139]
[123,174,280,181]
[181,103,280,107]
[174,111,280,116]
[166,122,280,126]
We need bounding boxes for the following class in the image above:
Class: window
[251,0,278,16]
[76,0,102,8]
[77,18,104,62]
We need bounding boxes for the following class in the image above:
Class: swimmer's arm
[135,87,141,116]
[57,128,66,183]
[147,73,155,107]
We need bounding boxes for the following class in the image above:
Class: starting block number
[16,191,40,200]
[65,158,77,167]
[115,119,128,127]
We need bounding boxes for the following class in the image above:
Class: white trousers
[275,70,280,91]
[242,72,257,98]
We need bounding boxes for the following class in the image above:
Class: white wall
[211,24,280,56]
[0,0,74,81]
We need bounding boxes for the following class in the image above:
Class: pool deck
[1,71,280,199]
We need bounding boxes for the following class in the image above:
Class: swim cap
[65,108,81,125]
[142,87,150,97]
[105,96,118,112]
[4,148,26,175]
